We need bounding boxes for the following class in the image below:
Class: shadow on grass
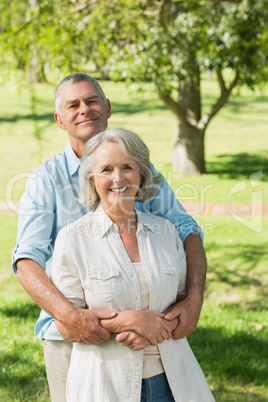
[1,301,41,321]
[110,100,167,115]
[189,324,268,401]
[0,349,49,399]
[0,113,55,124]
[205,242,268,309]
[207,152,268,180]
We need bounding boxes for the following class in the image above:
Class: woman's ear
[90,177,95,189]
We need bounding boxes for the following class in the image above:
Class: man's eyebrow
[65,95,99,105]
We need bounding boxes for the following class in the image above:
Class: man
[12,73,206,401]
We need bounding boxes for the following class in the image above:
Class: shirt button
[153,296,156,300]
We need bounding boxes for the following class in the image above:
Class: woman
[51,128,214,402]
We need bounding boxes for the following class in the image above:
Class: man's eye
[69,104,77,108]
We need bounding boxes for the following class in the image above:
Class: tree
[1,0,267,174]
[84,0,268,174]
[0,0,93,82]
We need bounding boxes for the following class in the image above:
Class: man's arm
[164,231,207,338]
[137,166,206,337]
[16,259,116,344]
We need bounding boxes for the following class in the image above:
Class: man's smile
[76,118,98,125]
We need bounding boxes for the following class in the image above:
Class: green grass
[1,213,267,401]
[0,75,268,400]
[0,77,267,202]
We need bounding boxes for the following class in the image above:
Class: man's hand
[164,295,203,339]
[55,309,117,345]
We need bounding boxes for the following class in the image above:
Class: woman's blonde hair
[78,127,162,208]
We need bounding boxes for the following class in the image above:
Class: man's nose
[79,101,90,114]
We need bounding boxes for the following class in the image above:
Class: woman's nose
[112,169,123,183]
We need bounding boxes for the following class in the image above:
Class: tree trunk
[173,123,206,175]
[26,0,43,83]
[173,66,206,175]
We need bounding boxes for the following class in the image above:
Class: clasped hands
[101,310,179,351]
[56,295,202,351]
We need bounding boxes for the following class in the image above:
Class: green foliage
[1,0,268,173]
[1,0,267,87]
[83,0,268,89]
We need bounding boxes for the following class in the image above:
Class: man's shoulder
[29,149,70,184]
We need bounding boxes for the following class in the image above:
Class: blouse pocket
[85,267,121,302]
[160,265,181,298]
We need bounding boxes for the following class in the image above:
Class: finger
[150,337,158,346]
[164,309,180,321]
[97,327,113,341]
[115,332,129,342]
[94,311,117,320]
[172,326,187,340]
[119,337,132,347]
[153,311,165,318]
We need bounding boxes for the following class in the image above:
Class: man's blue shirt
[12,141,203,340]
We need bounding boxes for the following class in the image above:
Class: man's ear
[54,112,67,130]
[106,99,112,120]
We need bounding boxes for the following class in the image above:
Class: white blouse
[51,206,214,402]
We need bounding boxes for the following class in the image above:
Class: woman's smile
[110,186,128,193]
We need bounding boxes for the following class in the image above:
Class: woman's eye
[124,165,132,170]
[102,168,111,173]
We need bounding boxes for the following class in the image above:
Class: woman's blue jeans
[141,373,175,402]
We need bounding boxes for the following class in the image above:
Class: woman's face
[91,141,141,213]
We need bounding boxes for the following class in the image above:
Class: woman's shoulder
[57,211,95,239]
[138,211,177,233]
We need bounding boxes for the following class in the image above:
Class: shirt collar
[91,205,157,237]
[136,210,158,234]
[64,141,81,176]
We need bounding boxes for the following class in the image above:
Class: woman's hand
[115,314,178,351]
[101,310,178,346]
[115,331,150,350]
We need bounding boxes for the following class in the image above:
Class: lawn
[1,212,267,401]
[0,75,267,401]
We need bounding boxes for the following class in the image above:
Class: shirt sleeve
[12,166,55,272]
[137,163,204,243]
[50,229,86,309]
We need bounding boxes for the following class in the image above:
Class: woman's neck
[108,211,137,233]
[100,202,137,231]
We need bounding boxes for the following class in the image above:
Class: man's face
[54,81,111,156]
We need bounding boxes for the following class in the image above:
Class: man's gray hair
[55,73,107,115]
[78,127,162,208]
